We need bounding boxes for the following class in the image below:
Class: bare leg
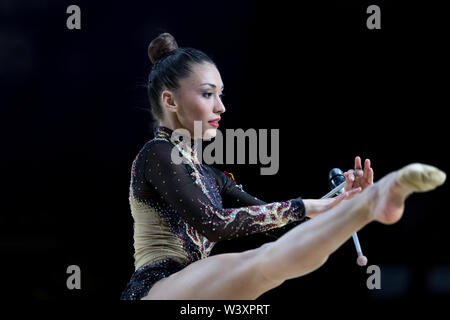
[142,163,445,299]
[258,163,446,282]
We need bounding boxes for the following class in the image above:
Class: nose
[215,97,226,114]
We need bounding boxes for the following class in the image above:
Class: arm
[144,141,306,242]
[207,166,310,239]
[205,165,268,208]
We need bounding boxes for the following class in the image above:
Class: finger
[363,159,373,185]
[368,167,374,184]
[347,169,355,181]
[345,187,362,199]
[350,171,356,181]
[346,170,355,190]
[335,187,361,205]
[334,191,349,205]
[355,168,364,178]
[363,159,371,180]
[345,171,354,181]
[349,186,362,195]
[355,156,362,170]
[354,157,363,177]
[344,172,353,190]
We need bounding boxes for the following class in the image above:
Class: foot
[369,163,446,225]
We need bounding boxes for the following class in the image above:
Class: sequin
[120,125,307,300]
[120,258,188,300]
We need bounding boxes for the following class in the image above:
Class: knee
[251,242,285,286]
[303,254,329,274]
[315,254,329,269]
[256,242,330,282]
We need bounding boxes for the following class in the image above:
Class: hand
[304,187,362,218]
[344,156,374,192]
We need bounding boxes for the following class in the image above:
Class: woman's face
[168,62,226,140]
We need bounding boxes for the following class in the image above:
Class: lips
[208,117,221,128]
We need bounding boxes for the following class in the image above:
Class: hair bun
[148,33,179,64]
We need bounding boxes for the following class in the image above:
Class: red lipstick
[208,117,221,128]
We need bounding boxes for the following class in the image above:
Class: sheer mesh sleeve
[205,165,309,240]
[207,166,268,208]
[144,140,306,242]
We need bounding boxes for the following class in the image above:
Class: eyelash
[203,92,225,99]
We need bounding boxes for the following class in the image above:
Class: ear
[161,89,178,113]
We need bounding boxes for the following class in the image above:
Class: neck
[158,118,205,142]
[159,114,189,133]
[154,124,201,165]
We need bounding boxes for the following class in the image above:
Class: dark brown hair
[147,33,216,124]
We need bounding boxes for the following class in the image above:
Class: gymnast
[120,32,446,300]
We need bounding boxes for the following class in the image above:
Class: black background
[1,0,449,309]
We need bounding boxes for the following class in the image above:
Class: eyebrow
[200,83,224,89]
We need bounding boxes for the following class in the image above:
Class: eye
[219,93,225,99]
[203,92,213,98]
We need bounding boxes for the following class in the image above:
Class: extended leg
[258,163,446,282]
[142,163,445,299]
[142,246,280,300]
